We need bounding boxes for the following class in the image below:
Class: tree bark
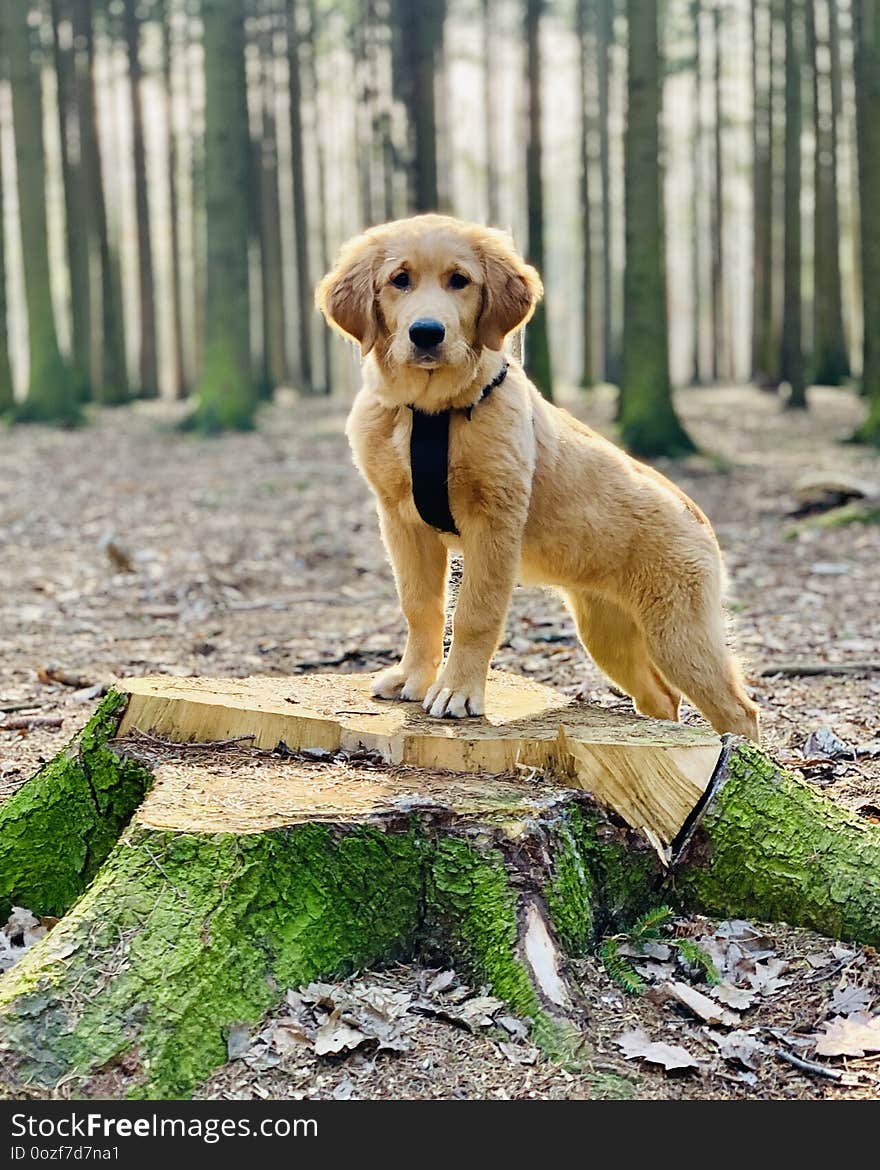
[256,8,288,398]
[187,0,257,432]
[482,0,500,225]
[4,679,880,1098]
[620,0,695,456]
[752,0,778,386]
[5,1,80,425]
[0,51,14,415]
[305,0,333,392]
[852,0,880,442]
[577,0,594,389]
[185,0,206,385]
[288,0,314,394]
[160,0,187,399]
[524,0,554,401]
[781,0,807,407]
[711,0,726,382]
[394,0,442,213]
[692,0,704,385]
[124,0,159,399]
[809,0,850,385]
[598,0,616,382]
[74,0,129,406]
[50,0,92,399]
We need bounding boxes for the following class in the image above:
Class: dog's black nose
[409,319,446,349]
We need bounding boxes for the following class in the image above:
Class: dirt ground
[1,381,879,1100]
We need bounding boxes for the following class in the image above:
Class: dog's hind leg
[639,598,760,742]
[566,592,681,723]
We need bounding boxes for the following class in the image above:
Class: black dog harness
[408,361,509,536]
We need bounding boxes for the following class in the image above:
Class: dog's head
[316,215,543,373]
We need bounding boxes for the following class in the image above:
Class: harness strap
[408,361,508,536]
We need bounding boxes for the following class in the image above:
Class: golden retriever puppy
[317,214,759,741]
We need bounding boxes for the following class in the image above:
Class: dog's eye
[449,273,470,290]
[390,271,411,289]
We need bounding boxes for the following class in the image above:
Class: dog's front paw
[371,664,438,702]
[423,677,486,718]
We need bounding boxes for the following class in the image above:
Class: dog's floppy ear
[316,234,380,355]
[475,230,543,351]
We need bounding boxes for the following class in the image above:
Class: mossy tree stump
[1,671,879,1099]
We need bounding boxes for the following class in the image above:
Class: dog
[316,214,759,741]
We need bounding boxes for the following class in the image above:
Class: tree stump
[1,670,879,1099]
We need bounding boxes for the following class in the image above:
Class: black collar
[408,361,508,535]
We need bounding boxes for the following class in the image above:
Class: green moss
[545,813,595,954]
[0,690,150,919]
[0,822,424,1098]
[424,835,586,1064]
[563,804,661,934]
[425,837,542,1019]
[675,744,880,945]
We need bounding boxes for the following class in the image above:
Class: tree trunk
[3,675,880,1098]
[353,0,375,226]
[74,0,129,406]
[394,0,442,213]
[752,0,778,386]
[578,0,594,389]
[5,1,80,425]
[257,10,288,398]
[185,0,205,385]
[620,0,695,456]
[482,0,500,225]
[50,0,92,400]
[187,0,257,432]
[0,63,14,415]
[711,0,725,382]
[781,0,807,407]
[598,0,616,382]
[124,0,159,399]
[160,0,187,400]
[524,0,553,401]
[852,0,880,442]
[809,0,850,385]
[305,0,333,392]
[692,0,703,385]
[288,0,314,394]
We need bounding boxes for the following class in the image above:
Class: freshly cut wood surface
[119,671,722,843]
[134,744,570,834]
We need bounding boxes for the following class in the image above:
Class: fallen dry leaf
[615,1028,700,1072]
[498,1041,539,1066]
[314,1013,369,1056]
[709,1029,768,1071]
[814,1012,880,1057]
[747,957,790,995]
[227,1024,250,1060]
[713,982,756,1011]
[426,969,456,995]
[803,727,855,760]
[653,980,741,1028]
[828,985,873,1017]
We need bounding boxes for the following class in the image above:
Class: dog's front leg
[371,507,448,702]
[423,522,521,718]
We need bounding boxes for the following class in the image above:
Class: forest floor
[1,381,879,1101]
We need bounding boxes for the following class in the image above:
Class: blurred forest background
[0,0,878,454]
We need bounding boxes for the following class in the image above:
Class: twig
[127,727,256,750]
[293,648,397,671]
[759,661,880,678]
[774,1048,841,1081]
[0,716,64,732]
[0,702,40,714]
